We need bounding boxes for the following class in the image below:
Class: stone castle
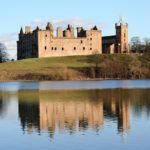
[17,20,128,60]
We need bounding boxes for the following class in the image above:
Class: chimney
[57,27,63,38]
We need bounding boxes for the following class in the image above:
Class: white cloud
[31,17,104,30]
[0,32,17,50]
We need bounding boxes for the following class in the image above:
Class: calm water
[0,80,150,150]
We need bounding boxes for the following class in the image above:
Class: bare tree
[0,42,8,62]
[129,54,142,79]
[143,38,150,53]
[130,37,142,53]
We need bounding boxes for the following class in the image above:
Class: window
[90,48,92,50]
[81,40,83,44]
[45,34,47,37]
[51,47,53,50]
[74,47,76,50]
[62,47,64,51]
[55,47,57,50]
[90,38,92,41]
[45,46,47,50]
[83,47,85,50]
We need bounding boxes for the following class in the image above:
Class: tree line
[130,36,150,53]
[85,36,150,79]
[88,49,150,79]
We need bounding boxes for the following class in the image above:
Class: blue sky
[0,0,150,57]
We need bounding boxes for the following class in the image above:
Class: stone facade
[17,20,128,60]
[102,21,129,54]
[17,23,102,60]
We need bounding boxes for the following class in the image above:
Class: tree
[143,38,150,53]
[141,38,150,70]
[0,42,8,62]
[130,37,142,53]
[129,54,142,79]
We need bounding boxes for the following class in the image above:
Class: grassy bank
[0,54,149,81]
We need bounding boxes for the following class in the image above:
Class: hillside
[0,54,149,81]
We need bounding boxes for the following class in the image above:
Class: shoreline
[0,78,149,82]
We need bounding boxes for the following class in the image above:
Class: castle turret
[67,24,74,37]
[20,27,23,35]
[46,22,53,31]
[91,26,98,30]
[25,26,31,34]
[46,22,53,37]
[36,26,40,31]
[63,30,72,38]
[19,27,24,40]
[77,27,86,37]
[63,24,74,38]
[115,18,128,53]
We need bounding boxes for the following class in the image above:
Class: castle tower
[115,18,128,53]
[46,22,54,37]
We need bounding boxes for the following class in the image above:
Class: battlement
[115,22,128,27]
[19,22,101,39]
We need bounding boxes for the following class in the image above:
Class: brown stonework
[17,20,128,60]
[102,20,129,54]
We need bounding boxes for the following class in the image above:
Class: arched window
[74,47,76,50]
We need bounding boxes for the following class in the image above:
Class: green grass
[0,54,149,81]
[0,54,134,71]
[0,55,93,71]
[0,55,96,81]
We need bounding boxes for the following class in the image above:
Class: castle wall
[38,30,102,58]
[17,21,128,60]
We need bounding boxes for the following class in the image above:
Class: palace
[17,20,128,60]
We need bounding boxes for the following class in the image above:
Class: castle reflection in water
[0,89,149,138]
[16,89,150,138]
